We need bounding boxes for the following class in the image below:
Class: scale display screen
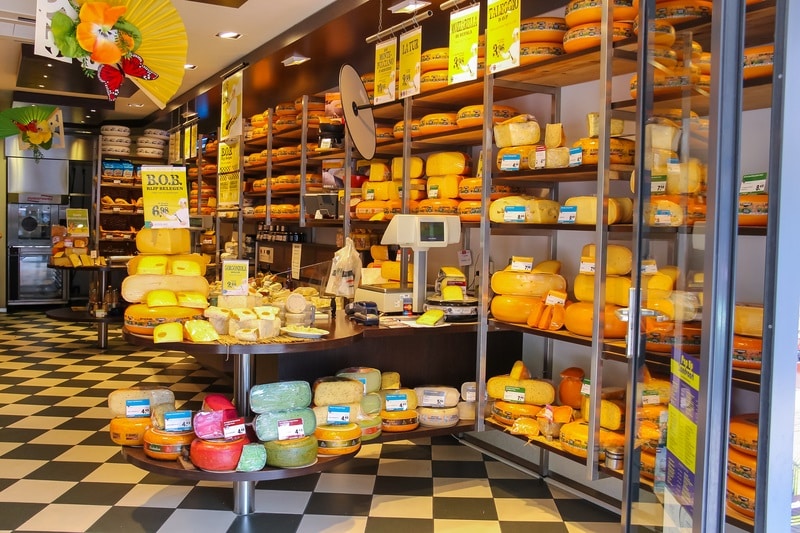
[419,221,445,243]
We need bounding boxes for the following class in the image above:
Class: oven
[8,245,68,305]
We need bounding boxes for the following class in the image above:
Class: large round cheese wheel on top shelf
[562,22,633,54]
[564,0,638,27]
[520,17,567,44]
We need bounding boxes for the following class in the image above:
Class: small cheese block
[234,328,258,342]
[315,423,362,455]
[586,112,624,137]
[146,289,178,307]
[426,174,462,200]
[217,293,265,309]
[564,196,625,225]
[168,255,208,276]
[193,408,240,440]
[136,228,191,254]
[580,244,633,275]
[426,152,471,176]
[109,416,150,446]
[381,371,401,390]
[493,119,541,148]
[457,401,477,420]
[149,402,178,430]
[485,376,555,405]
[417,406,460,427]
[413,386,460,408]
[253,408,317,442]
[336,367,381,394]
[544,123,566,148]
[203,307,231,334]
[264,435,318,468]
[190,436,248,472]
[236,443,267,472]
[368,162,391,182]
[108,387,176,418]
[143,428,195,461]
[253,306,280,319]
[257,316,282,339]
[250,381,312,413]
[580,397,625,431]
[381,409,419,432]
[391,156,424,179]
[153,322,184,343]
[545,147,570,168]
[122,275,209,304]
[573,273,631,307]
[358,413,383,441]
[666,158,705,195]
[313,376,365,406]
[176,291,209,309]
[734,304,763,338]
[228,308,259,336]
[646,119,681,152]
[378,388,419,411]
[380,260,413,281]
[312,403,363,426]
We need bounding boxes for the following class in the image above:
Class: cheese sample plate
[281,326,329,339]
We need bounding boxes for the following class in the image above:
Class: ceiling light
[46,63,52,67]
[184,64,197,70]
[85,115,91,118]
[216,31,242,40]
[43,74,48,78]
[282,53,310,67]
[37,84,44,88]
[388,0,430,14]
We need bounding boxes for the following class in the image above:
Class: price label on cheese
[223,417,246,439]
[163,410,192,431]
[458,249,472,267]
[641,259,658,274]
[641,389,661,406]
[365,189,376,201]
[579,257,596,274]
[277,418,306,440]
[510,256,533,272]
[534,145,546,169]
[544,290,567,306]
[385,393,408,411]
[327,405,351,424]
[651,175,667,194]
[500,153,521,171]
[428,185,440,198]
[558,205,577,224]
[422,390,446,407]
[320,138,333,150]
[654,209,673,225]
[126,398,151,418]
[357,377,368,394]
[503,386,526,403]
[465,390,476,402]
[740,172,767,194]
[503,205,526,222]
[667,158,681,176]
[568,147,583,167]
[580,379,591,396]
[541,406,554,421]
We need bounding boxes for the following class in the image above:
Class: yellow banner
[217,141,240,207]
[486,0,521,75]
[374,37,397,105]
[667,404,698,474]
[141,166,189,228]
[399,27,421,99]
[221,70,243,140]
[448,4,480,85]
[222,259,250,296]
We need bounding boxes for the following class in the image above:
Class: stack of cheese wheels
[414,386,461,428]
[330,367,413,434]
[633,369,672,474]
[732,304,763,369]
[563,21,633,54]
[188,393,261,471]
[420,48,448,92]
[100,125,132,156]
[655,0,713,25]
[490,269,567,324]
[455,104,517,128]
[390,156,427,203]
[486,360,555,427]
[457,177,516,222]
[136,129,168,159]
[564,0,638,28]
[122,231,212,340]
[108,386,176,447]
[312,374,378,443]
[190,180,216,215]
[420,152,471,216]
[727,413,758,518]
[250,380,319,468]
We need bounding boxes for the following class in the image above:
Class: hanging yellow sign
[221,70,243,141]
[141,165,189,228]
[399,27,422,99]
[217,141,241,207]
[486,0,521,75]
[374,37,397,105]
[448,4,480,85]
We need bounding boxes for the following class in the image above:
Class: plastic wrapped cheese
[417,406,460,427]
[493,118,541,148]
[381,371,401,390]
[378,388,418,411]
[313,376,364,406]
[193,408,240,440]
[253,408,317,442]
[646,119,681,151]
[666,158,705,195]
[489,196,560,224]
[545,147,570,168]
[413,386,460,408]
[337,367,381,393]
[108,386,175,418]
[236,443,267,472]
[426,175,462,200]
[249,381,312,413]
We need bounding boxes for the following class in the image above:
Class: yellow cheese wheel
[644,320,702,354]
[362,180,400,202]
[379,388,418,411]
[315,423,361,456]
[573,273,631,307]
[633,18,676,47]
[420,47,448,72]
[380,409,419,432]
[581,243,633,275]
[743,44,774,80]
[520,17,568,44]
[559,420,626,460]
[124,304,205,335]
[458,177,514,200]
[738,194,768,226]
[564,196,627,225]
[726,476,756,518]
[390,156,425,179]
[727,446,757,488]
[486,376,555,405]
[490,270,567,297]
[427,152,471,176]
[109,416,150,446]
[376,126,394,140]
[652,45,679,69]
[274,102,296,116]
[420,70,448,92]
[458,200,482,222]
[417,406,460,428]
[383,199,421,219]
[143,428,195,461]
[490,295,543,324]
[629,70,692,100]
[640,450,657,480]
[564,0,638,27]
[562,22,633,54]
[136,228,191,254]
[360,72,375,91]
[519,43,565,66]
[581,396,625,431]
[264,435,318,468]
[426,174,462,200]
[655,0,713,25]
[572,137,635,165]
[455,105,518,128]
[732,335,762,369]
[734,304,763,338]
[417,198,459,215]
[393,119,420,139]
[564,302,627,339]
[490,400,541,426]
[419,113,459,136]
[729,413,759,456]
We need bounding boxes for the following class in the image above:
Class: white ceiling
[0,0,339,122]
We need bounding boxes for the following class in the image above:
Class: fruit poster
[448,4,480,85]
[399,27,421,99]
[141,165,189,228]
[486,0,521,74]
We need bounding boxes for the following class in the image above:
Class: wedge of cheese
[545,123,566,148]
[136,228,191,254]
[493,117,541,148]
[564,196,627,225]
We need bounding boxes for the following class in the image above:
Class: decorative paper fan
[0,105,64,161]
[35,0,188,109]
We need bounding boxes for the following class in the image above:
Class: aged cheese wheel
[732,335,762,369]
[458,177,514,200]
[729,413,759,456]
[393,119,421,139]
[455,105,518,128]
[644,320,702,354]
[417,198,459,215]
[734,304,763,338]
[143,428,195,461]
[559,420,626,460]
[520,16,568,43]
[249,381,312,414]
[414,386,460,408]
[655,0,713,25]
[564,0,638,27]
[519,43,565,66]
[315,423,361,455]
[336,367,381,393]
[491,295,542,324]
[490,400,540,426]
[738,194,768,226]
[264,435,318,468]
[580,243,633,275]
[358,414,383,441]
[639,450,657,480]
[420,47,449,72]
[491,271,567,297]
[572,136,635,165]
[573,273,631,307]
[419,113,459,135]
[633,18,676,47]
[124,304,205,335]
[562,22,633,54]
[109,416,150,446]
[379,388,418,411]
[420,70,448,92]
[381,409,419,432]
[458,200,482,222]
[727,446,757,488]
[743,44,773,80]
[426,174,462,200]
[564,302,627,339]
[252,408,316,442]
[726,476,756,518]
[275,102,296,116]
[417,406,460,428]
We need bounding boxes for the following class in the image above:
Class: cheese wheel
[564,302,627,339]
[520,17,568,44]
[108,386,175,417]
[493,120,542,148]
[417,406,459,428]
[249,381,312,413]
[729,413,759,456]
[381,371,401,390]
[457,401,477,421]
[732,335,762,369]
[573,274,631,307]
[572,137,635,165]
[726,476,756,518]
[580,397,625,431]
[379,388,418,411]
[490,271,567,297]
[458,177,514,200]
[252,408,317,442]
[336,367,381,394]
[490,400,540,426]
[655,0,713,25]
[419,113,459,135]
[264,435,318,468]
[455,105,518,128]
[652,45,679,69]
[519,43,565,65]
[315,423,361,455]
[559,420,626,459]
[390,156,425,179]
[358,413,383,441]
[122,275,209,305]
[355,200,387,220]
[393,119,420,139]
[313,376,365,406]
[420,48,448,72]
[420,70,448,92]
[237,443,268,472]
[417,198,459,215]
[491,294,544,324]
[738,194,768,226]
[728,446,757,488]
[564,0,638,27]
[426,175,462,200]
[381,409,419,432]
[274,102,296,116]
[633,18,676,47]
[427,152,471,176]
[109,416,150,446]
[639,450,657,480]
[136,228,191,254]
[743,44,774,80]
[458,200,482,222]
[189,437,248,472]
[485,376,555,405]
[362,180,400,201]
[414,386,460,408]
[644,320,703,354]
[143,428,195,461]
[312,404,362,427]
[193,409,239,440]
[563,22,633,54]
[734,304,763,338]
[564,196,627,225]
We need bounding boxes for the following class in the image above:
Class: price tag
[365,189,376,201]
[422,390,446,407]
[500,153,521,171]
[327,405,351,424]
[510,256,533,272]
[568,147,583,167]
[579,257,596,274]
[542,406,554,421]
[544,290,567,306]
[223,417,246,439]
[428,185,440,198]
[126,398,150,418]
[112,207,121,212]
[651,175,667,194]
[222,260,249,296]
[558,205,577,224]
[357,377,368,394]
[465,389,476,402]
[163,410,192,431]
[580,379,591,396]
[641,259,658,274]
[534,145,546,169]
[642,389,662,405]
[503,205,526,222]
[277,418,306,440]
[385,393,408,411]
[458,249,473,267]
[319,138,332,150]
[503,385,525,403]
[740,172,767,194]
[667,158,681,176]
[654,209,673,226]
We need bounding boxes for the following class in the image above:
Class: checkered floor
[0,310,623,532]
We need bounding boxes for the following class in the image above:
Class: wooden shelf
[98,181,142,189]
[375,420,475,444]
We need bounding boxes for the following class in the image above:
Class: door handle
[617,288,669,359]
[614,307,669,322]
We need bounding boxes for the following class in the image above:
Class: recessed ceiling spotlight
[46,63,52,67]
[388,0,430,14]
[85,115,91,118]
[216,31,242,40]
[43,74,48,78]
[90,109,96,113]
[128,103,145,108]
[184,64,197,70]
[282,53,310,67]
[37,84,44,88]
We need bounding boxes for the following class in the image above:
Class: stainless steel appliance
[8,245,68,305]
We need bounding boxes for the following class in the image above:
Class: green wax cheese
[249,381,312,414]
[236,443,267,472]
[253,407,317,442]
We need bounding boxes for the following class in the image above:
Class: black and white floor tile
[0,311,623,532]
